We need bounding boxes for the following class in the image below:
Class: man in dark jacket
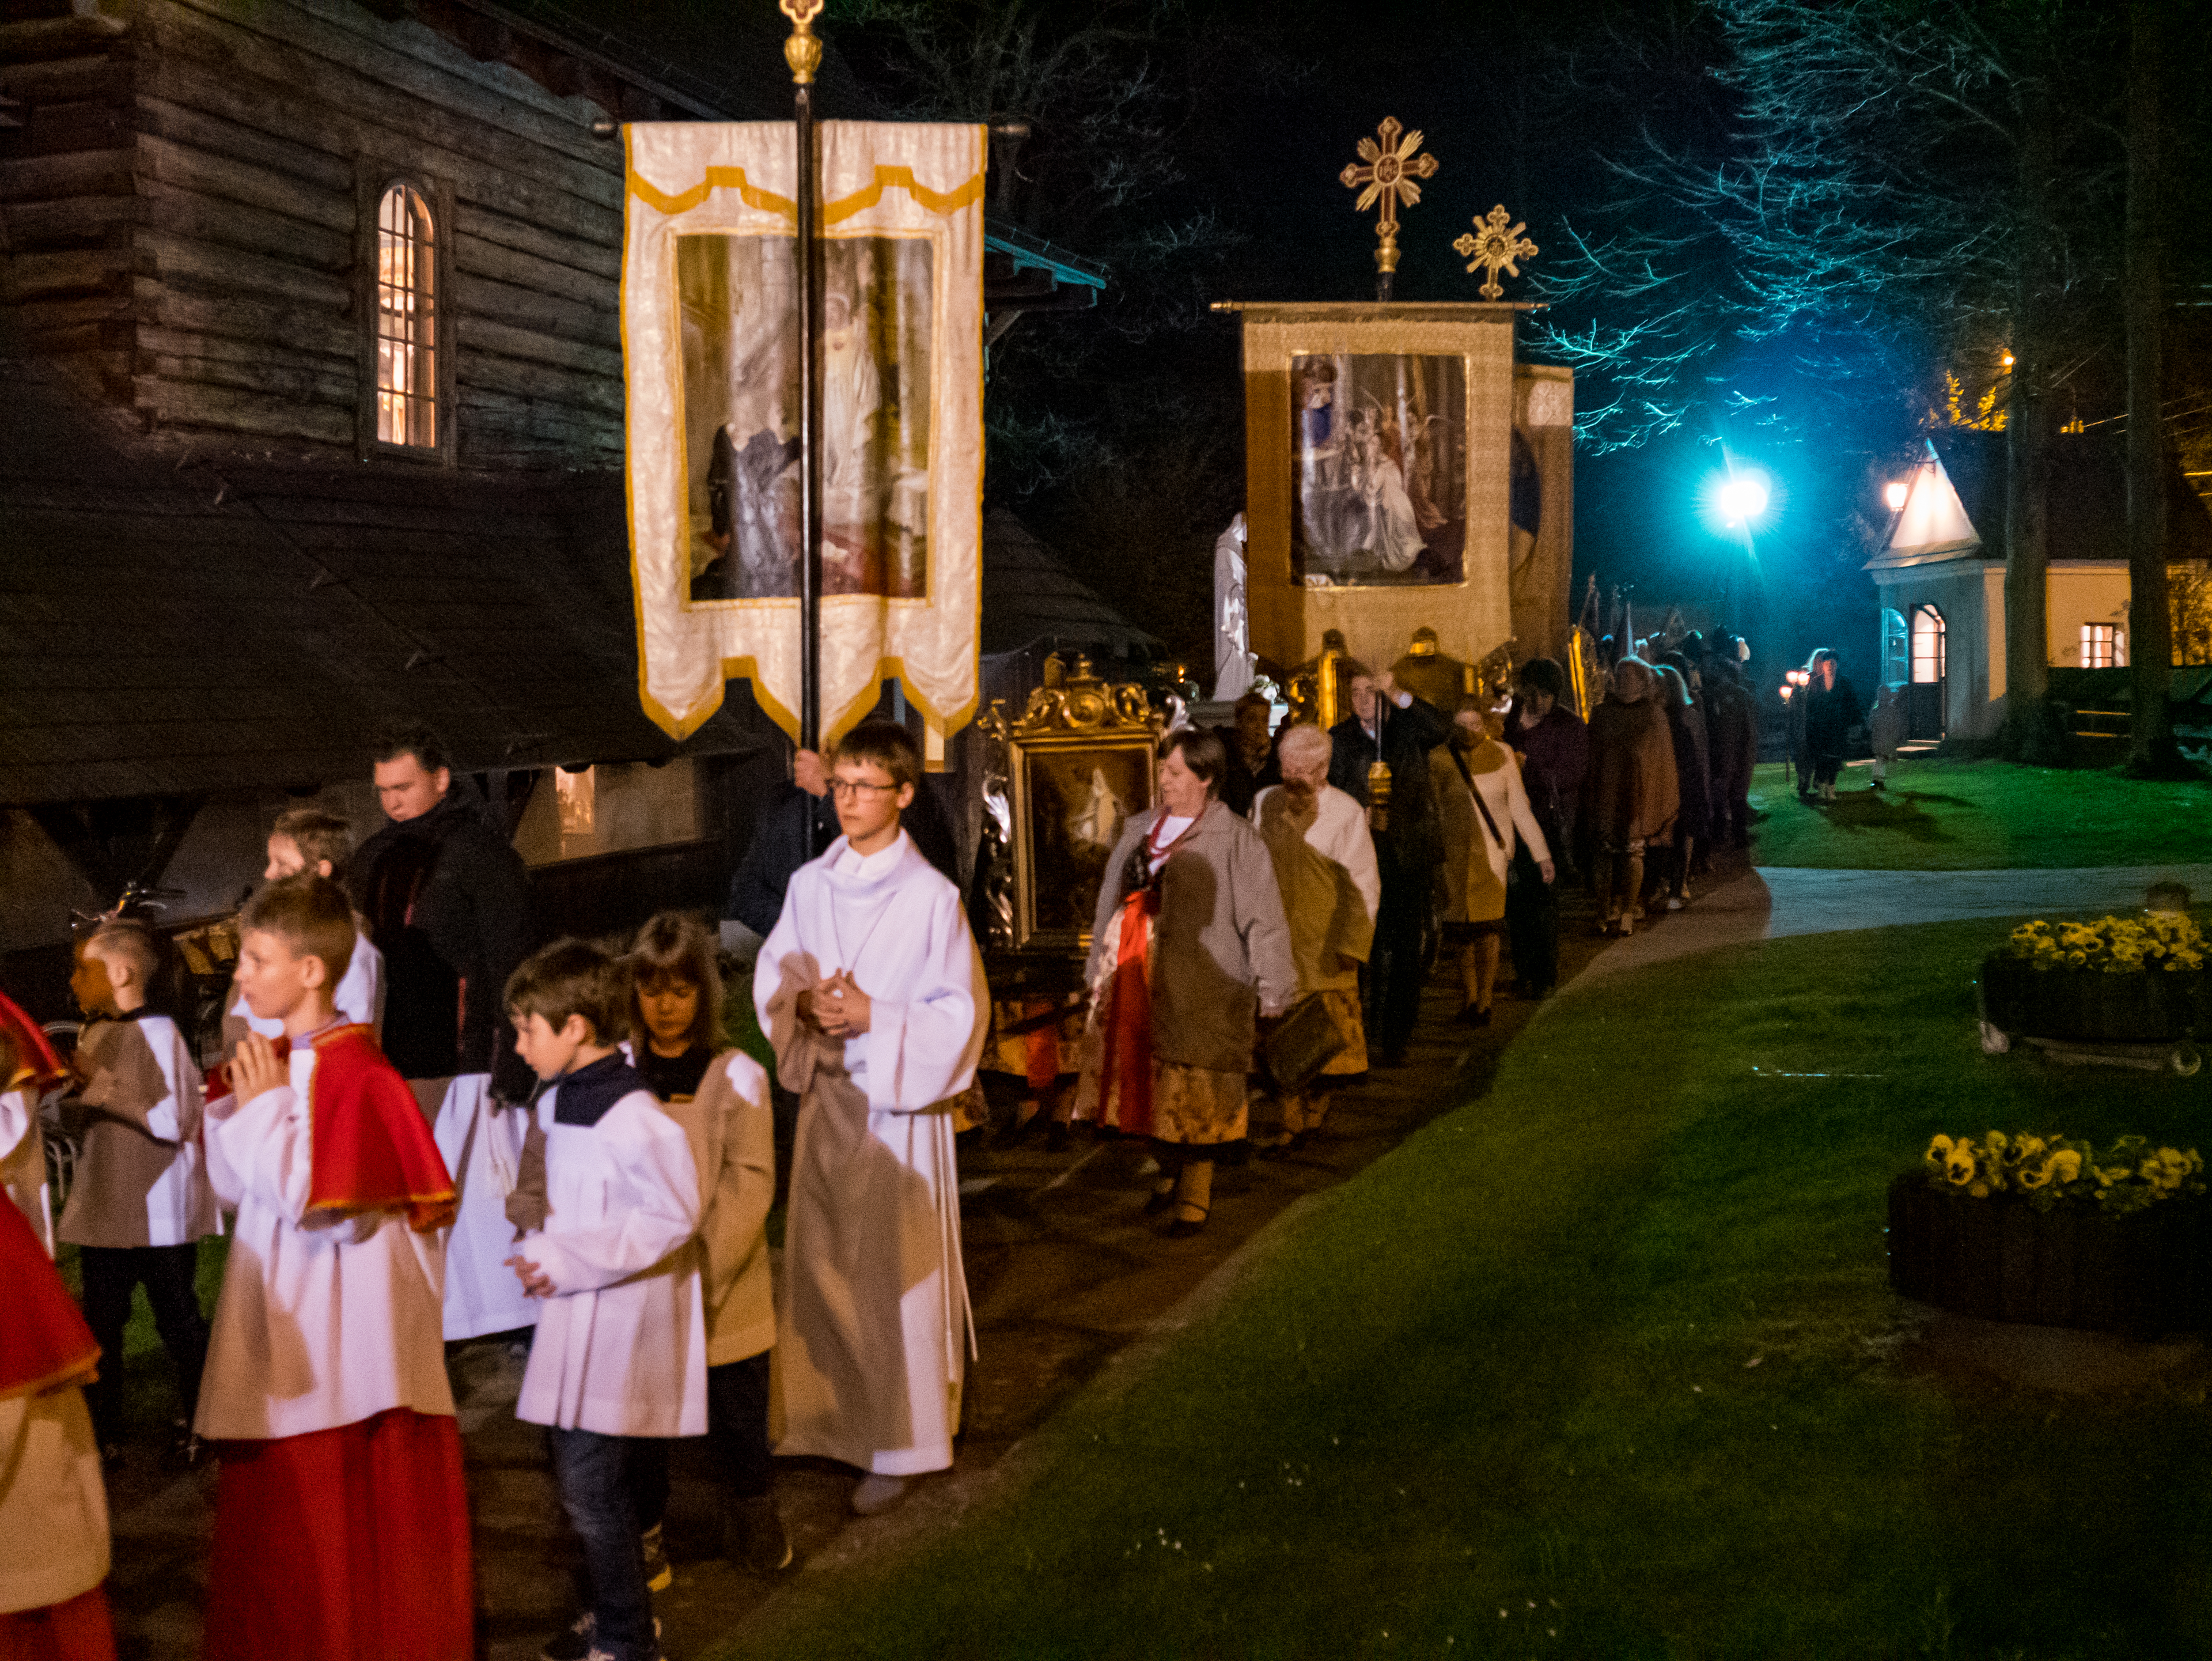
[351,726,537,1340]
[1328,664,1450,1065]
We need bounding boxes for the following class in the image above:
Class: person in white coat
[755,720,987,1520]
[1251,722,1380,1147]
[503,939,704,1661]
[1431,702,1554,1024]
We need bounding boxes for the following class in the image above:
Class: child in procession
[0,1123,118,1661]
[503,939,704,1661]
[223,809,385,1046]
[59,921,216,1461]
[755,721,987,1518]
[196,875,469,1661]
[626,911,788,1576]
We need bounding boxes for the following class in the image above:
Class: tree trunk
[2002,76,2061,763]
[2124,0,2181,775]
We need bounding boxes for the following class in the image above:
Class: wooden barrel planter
[1888,1173,2212,1335]
[1980,954,2209,1045]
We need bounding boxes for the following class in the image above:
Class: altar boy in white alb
[755,720,987,1518]
[504,939,703,1661]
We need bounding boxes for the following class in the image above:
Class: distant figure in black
[1800,648,1861,804]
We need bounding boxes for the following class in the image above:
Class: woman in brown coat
[1581,657,1680,936]
[1076,727,1297,1236]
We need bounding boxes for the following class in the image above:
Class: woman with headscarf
[1653,662,1713,910]
[1580,657,1679,937]
[1432,700,1553,1023]
[1801,648,1861,803]
[1076,728,1297,1237]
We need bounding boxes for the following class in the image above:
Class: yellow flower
[2067,951,2089,966]
[1946,1148,1977,1186]
[2017,1159,2051,1190]
[1986,1131,2009,1153]
[1925,1135,1955,1168]
[2050,1151,2082,1183]
[2015,1136,2046,1159]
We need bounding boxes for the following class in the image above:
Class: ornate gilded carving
[1339,118,1438,282]
[978,653,1160,743]
[1453,205,1538,300]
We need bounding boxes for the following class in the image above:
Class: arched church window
[375,184,438,448]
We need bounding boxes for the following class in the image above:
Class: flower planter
[1888,1173,2212,1334]
[1979,955,2208,1045]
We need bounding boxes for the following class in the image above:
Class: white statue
[1213,511,1254,701]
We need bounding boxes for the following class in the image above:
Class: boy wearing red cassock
[195,875,471,1661]
[0,1033,118,1661]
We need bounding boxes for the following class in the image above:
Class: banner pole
[783,2,826,848]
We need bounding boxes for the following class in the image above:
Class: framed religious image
[675,231,934,603]
[1290,352,1467,588]
[1005,731,1156,954]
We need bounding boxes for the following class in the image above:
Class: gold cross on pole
[1453,205,1538,300]
[1339,118,1437,300]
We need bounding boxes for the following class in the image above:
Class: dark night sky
[596,0,2200,690]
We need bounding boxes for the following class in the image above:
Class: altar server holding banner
[754,721,986,1517]
[622,120,986,758]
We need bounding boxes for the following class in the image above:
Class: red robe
[0,1201,116,1661]
[200,1024,471,1661]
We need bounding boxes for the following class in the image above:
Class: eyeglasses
[828,778,900,799]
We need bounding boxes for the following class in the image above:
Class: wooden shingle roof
[0,358,765,804]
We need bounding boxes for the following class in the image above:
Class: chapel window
[2081,623,2125,668]
[376,184,438,449]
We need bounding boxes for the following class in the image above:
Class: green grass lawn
[732,920,2212,1661]
[1749,758,2212,871]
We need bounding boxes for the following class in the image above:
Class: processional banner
[1228,303,1518,680]
[622,121,986,748]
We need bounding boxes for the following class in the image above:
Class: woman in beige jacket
[1432,702,1553,1024]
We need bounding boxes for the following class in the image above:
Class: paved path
[1570,861,2212,987]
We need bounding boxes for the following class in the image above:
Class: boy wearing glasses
[753,720,986,1519]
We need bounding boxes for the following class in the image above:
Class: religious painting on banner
[1291,353,1467,588]
[679,234,934,601]
[624,121,984,751]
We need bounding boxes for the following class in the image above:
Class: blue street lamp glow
[1717,474,1768,523]
[1699,464,1779,536]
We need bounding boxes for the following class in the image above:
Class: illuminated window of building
[1910,604,1946,683]
[2081,623,2124,668]
[556,766,596,837]
[376,184,437,448]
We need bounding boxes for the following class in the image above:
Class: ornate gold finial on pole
[1453,205,1538,300]
[780,0,824,84]
[1339,118,1437,302]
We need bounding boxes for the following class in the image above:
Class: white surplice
[755,829,985,1477]
[424,1073,539,1340]
[197,1042,453,1442]
[512,1072,706,1439]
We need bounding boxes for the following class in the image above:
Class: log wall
[0,0,629,470]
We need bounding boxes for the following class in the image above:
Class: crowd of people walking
[1,629,1787,1660]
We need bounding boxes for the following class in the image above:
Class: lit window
[1911,604,1946,684]
[376,185,437,448]
[2081,624,2125,668]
